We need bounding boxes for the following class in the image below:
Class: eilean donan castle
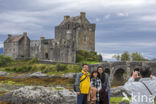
[4,12,96,63]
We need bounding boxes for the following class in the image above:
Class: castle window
[89,28,92,31]
[21,55,24,57]
[83,36,88,41]
[45,53,49,59]
[44,42,48,45]
[13,48,15,51]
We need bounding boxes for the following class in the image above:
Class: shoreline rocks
[28,72,48,78]
[0,86,77,104]
[0,71,10,76]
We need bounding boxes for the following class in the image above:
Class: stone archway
[112,68,126,86]
[114,68,125,81]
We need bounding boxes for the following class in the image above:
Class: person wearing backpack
[74,64,90,104]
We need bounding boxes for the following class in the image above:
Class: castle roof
[4,32,30,43]
[4,35,24,43]
[59,15,90,25]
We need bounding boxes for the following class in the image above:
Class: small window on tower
[84,36,87,41]
[44,42,48,45]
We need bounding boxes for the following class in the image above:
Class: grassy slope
[0,60,81,75]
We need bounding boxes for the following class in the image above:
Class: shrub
[28,58,38,64]
[76,50,103,63]
[5,66,33,73]
[0,55,14,67]
[56,63,68,72]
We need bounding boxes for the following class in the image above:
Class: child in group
[88,71,102,104]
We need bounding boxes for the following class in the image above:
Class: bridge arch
[111,66,127,86]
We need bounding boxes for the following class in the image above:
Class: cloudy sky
[0,0,156,61]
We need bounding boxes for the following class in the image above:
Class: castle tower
[55,12,96,52]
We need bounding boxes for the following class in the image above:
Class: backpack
[74,72,87,92]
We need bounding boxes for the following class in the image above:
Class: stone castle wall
[4,12,95,63]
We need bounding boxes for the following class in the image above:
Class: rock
[0,71,10,76]
[49,74,62,78]
[111,86,123,97]
[62,73,76,79]
[0,86,77,104]
[29,72,48,78]
[49,73,76,79]
[58,89,77,104]
[0,84,24,91]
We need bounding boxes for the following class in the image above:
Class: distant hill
[152,59,156,61]
[0,48,3,54]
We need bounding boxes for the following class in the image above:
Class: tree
[131,52,148,61]
[121,51,130,61]
[112,51,148,61]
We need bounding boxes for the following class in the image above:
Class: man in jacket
[74,64,90,104]
[123,66,156,104]
[97,66,110,104]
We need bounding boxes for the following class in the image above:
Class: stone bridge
[89,61,156,86]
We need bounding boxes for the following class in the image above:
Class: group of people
[74,64,156,104]
[74,64,110,104]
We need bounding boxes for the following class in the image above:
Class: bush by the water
[0,55,14,67]
[76,50,102,63]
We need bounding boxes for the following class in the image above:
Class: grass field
[0,59,81,75]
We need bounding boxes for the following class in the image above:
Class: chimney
[80,12,86,24]
[8,34,12,38]
[40,37,45,40]
[23,32,27,36]
[64,16,70,20]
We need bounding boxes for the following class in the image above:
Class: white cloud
[95,18,100,22]
[96,42,156,47]
[117,13,129,17]
[104,14,111,19]
[0,0,156,35]
[0,43,3,48]
[140,15,156,22]
[35,0,156,9]
[100,53,116,61]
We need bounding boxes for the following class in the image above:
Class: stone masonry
[4,12,96,63]
[89,61,156,84]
